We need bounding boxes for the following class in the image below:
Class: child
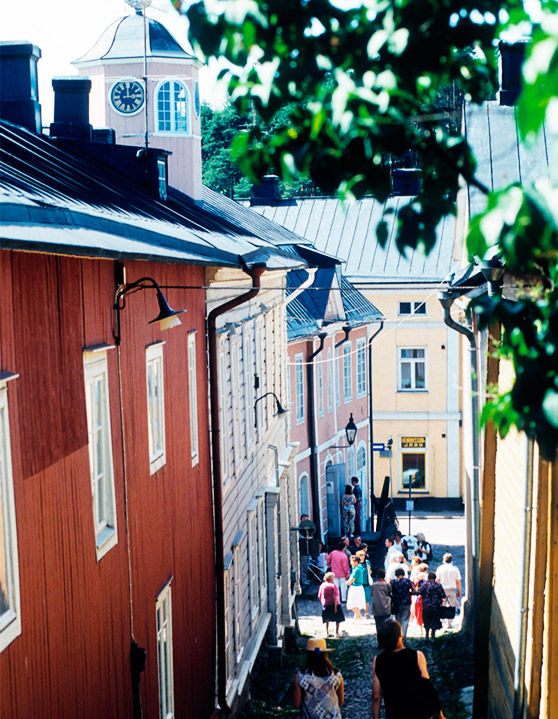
[318,572,345,637]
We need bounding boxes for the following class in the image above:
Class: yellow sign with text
[401,437,426,449]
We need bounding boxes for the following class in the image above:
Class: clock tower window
[156,80,190,134]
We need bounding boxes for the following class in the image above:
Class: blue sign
[372,443,385,451]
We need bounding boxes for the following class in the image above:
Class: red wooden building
[0,42,306,718]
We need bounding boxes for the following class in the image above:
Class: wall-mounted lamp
[254,392,289,430]
[114,276,186,345]
[331,414,358,449]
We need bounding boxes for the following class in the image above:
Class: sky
[1,0,206,124]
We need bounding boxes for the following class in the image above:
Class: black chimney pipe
[50,77,92,141]
[0,42,42,133]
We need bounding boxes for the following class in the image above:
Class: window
[400,436,427,491]
[146,343,166,474]
[343,342,352,402]
[156,80,190,134]
[347,446,355,480]
[398,301,426,316]
[219,346,231,482]
[327,348,333,413]
[357,445,366,490]
[187,333,198,466]
[243,330,255,454]
[247,509,259,623]
[299,473,310,516]
[156,582,174,719]
[84,349,118,559]
[317,358,324,417]
[356,338,366,397]
[0,381,21,653]
[334,348,340,406]
[295,354,304,424]
[398,348,426,391]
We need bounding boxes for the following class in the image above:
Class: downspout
[307,332,327,537]
[438,291,480,607]
[512,438,535,719]
[208,263,266,717]
[368,321,384,532]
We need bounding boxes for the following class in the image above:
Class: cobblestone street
[242,512,473,718]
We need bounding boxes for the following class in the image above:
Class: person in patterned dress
[293,638,344,718]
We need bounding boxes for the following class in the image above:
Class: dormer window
[156,80,190,134]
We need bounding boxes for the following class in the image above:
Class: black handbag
[439,605,456,619]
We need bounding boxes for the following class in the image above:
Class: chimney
[392,168,421,196]
[498,40,528,106]
[251,175,281,206]
[0,42,42,133]
[50,77,92,141]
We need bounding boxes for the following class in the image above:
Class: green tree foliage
[183,0,558,457]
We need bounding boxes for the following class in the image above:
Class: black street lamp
[345,414,357,446]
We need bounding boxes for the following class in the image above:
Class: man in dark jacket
[390,568,415,637]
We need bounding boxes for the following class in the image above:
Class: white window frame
[0,380,21,653]
[398,300,427,316]
[334,348,340,406]
[84,349,118,560]
[247,508,259,624]
[295,354,304,424]
[187,333,199,467]
[326,347,333,413]
[356,338,366,397]
[343,342,352,403]
[299,472,310,517]
[317,357,324,417]
[146,343,166,474]
[243,329,255,456]
[156,581,174,719]
[219,343,231,483]
[397,347,427,392]
[347,446,355,479]
[155,79,191,135]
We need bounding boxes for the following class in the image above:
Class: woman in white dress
[293,638,344,719]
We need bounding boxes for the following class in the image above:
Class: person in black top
[372,620,445,719]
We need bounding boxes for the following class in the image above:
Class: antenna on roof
[126,0,152,156]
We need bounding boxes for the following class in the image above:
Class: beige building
[249,186,463,511]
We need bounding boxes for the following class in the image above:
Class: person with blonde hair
[317,572,345,637]
[293,638,344,718]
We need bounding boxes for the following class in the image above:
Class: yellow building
[249,187,463,511]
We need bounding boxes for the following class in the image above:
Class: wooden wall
[0,250,216,719]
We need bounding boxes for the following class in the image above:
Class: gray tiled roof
[465,101,557,219]
[245,196,457,284]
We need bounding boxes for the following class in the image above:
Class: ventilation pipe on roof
[498,40,528,106]
[251,175,281,206]
[50,77,92,141]
[0,42,42,133]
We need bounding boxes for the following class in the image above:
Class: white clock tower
[73,9,202,201]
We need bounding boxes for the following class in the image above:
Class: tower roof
[73,13,196,65]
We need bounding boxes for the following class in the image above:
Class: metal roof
[245,196,458,284]
[74,14,195,64]
[285,266,383,341]
[0,121,306,271]
[465,101,557,219]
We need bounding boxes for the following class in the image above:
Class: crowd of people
[295,526,460,718]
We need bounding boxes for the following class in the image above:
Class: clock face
[110,79,145,115]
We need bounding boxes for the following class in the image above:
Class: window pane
[402,452,426,489]
[414,302,426,315]
[158,82,171,132]
[399,302,411,315]
[173,82,189,133]
[401,362,411,389]
[415,361,426,388]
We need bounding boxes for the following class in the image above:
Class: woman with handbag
[372,619,446,719]
[417,572,446,640]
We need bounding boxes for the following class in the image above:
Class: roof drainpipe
[368,321,384,531]
[438,291,480,606]
[512,438,534,719]
[307,332,327,538]
[208,263,266,717]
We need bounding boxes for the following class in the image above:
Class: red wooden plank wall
[0,251,216,719]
